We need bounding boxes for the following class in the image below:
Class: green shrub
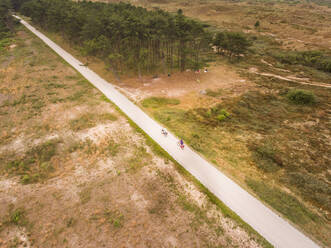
[21,174,31,184]
[9,208,27,226]
[217,114,226,121]
[250,141,282,173]
[215,108,230,122]
[0,37,13,52]
[219,109,230,117]
[286,89,316,105]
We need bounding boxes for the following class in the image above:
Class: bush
[219,109,230,117]
[21,174,31,184]
[0,37,13,51]
[9,208,27,226]
[250,141,282,172]
[216,109,230,121]
[286,89,317,105]
[217,114,226,121]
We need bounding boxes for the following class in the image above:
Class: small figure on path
[161,128,168,136]
[179,139,184,149]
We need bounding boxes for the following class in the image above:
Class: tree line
[14,0,213,75]
[0,0,14,39]
[4,0,253,75]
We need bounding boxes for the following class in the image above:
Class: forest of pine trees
[0,0,14,39]
[15,0,212,75]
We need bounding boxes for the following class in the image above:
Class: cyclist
[161,128,168,136]
[179,139,184,149]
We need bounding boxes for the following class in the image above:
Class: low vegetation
[270,50,331,73]
[1,139,60,184]
[141,83,330,245]
[69,113,117,131]
[141,97,180,108]
[246,179,319,225]
[286,89,317,105]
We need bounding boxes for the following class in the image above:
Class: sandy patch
[130,191,148,210]
[118,64,257,104]
[0,226,31,248]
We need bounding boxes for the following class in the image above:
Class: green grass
[69,112,117,131]
[246,178,319,225]
[126,145,151,172]
[10,208,27,226]
[66,89,88,102]
[283,172,331,212]
[69,113,97,131]
[0,37,13,52]
[250,140,282,173]
[206,88,223,97]
[1,139,60,184]
[105,138,120,156]
[104,209,124,228]
[141,97,180,108]
[44,82,67,89]
[1,206,29,228]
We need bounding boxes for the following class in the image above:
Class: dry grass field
[0,26,273,247]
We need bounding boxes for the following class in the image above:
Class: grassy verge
[246,179,319,225]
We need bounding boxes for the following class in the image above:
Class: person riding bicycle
[161,128,168,136]
[179,139,184,149]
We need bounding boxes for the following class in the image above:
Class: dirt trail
[249,67,331,88]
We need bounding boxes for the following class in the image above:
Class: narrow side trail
[14,16,320,248]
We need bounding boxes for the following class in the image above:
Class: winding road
[14,16,320,248]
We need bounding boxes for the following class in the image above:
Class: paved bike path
[15,16,319,248]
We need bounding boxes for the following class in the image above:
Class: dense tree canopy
[18,0,211,75]
[0,0,14,38]
[213,31,251,57]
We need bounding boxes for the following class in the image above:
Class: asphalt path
[14,16,320,248]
